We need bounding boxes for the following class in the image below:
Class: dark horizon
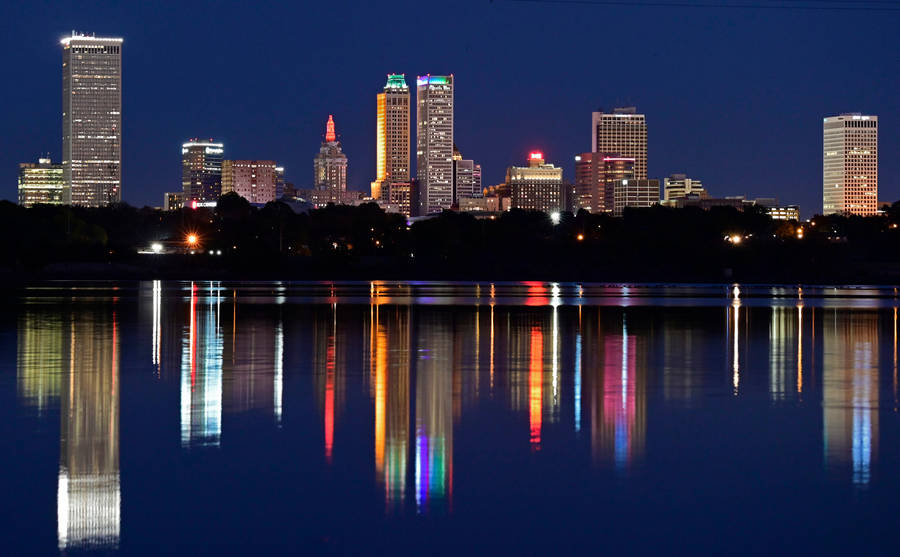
[1,0,897,216]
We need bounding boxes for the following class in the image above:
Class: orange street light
[186,233,199,246]
[576,234,584,241]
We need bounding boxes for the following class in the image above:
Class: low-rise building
[614,179,660,216]
[18,157,66,206]
[508,152,564,213]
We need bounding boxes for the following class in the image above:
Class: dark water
[3,281,900,555]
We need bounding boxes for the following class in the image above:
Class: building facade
[613,179,660,216]
[18,157,66,206]
[416,75,454,214]
[452,145,482,202]
[61,33,123,206]
[313,115,348,204]
[574,153,635,213]
[372,74,410,202]
[591,107,647,180]
[823,113,878,216]
[507,152,564,213]
[222,160,277,204]
[164,192,184,211]
[182,139,224,203]
[663,173,707,202]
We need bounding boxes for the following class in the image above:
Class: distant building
[313,115,348,204]
[275,166,286,199]
[574,153,634,213]
[507,152,564,213]
[673,194,745,210]
[182,139,224,203]
[459,196,508,212]
[452,145,481,202]
[823,113,878,216]
[222,160,277,204]
[592,107,647,179]
[18,157,65,206]
[62,33,123,206]
[416,75,454,214]
[663,174,707,202]
[766,205,800,220]
[164,192,184,211]
[371,74,411,203]
[613,179,660,216]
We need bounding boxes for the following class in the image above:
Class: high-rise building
[275,166,285,199]
[591,107,647,180]
[61,33,123,206]
[663,173,707,202]
[613,179,660,216]
[182,139,224,203]
[507,152,564,213]
[574,153,634,213]
[416,75,454,214]
[823,113,878,216]
[452,145,481,202]
[18,157,66,206]
[163,192,184,211]
[222,160,277,204]
[313,115,348,204]
[372,74,411,202]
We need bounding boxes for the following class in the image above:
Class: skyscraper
[823,113,878,216]
[182,139,224,203]
[507,152,564,213]
[313,115,348,204]
[222,160,277,204]
[18,157,66,206]
[574,153,634,213]
[372,74,410,202]
[452,145,481,201]
[591,107,647,180]
[416,75,454,214]
[61,33,123,206]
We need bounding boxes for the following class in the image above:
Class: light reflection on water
[10,281,900,554]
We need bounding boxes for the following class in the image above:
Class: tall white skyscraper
[61,33,123,206]
[416,75,454,214]
[591,107,647,180]
[823,113,878,216]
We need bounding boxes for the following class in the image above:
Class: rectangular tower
[823,114,878,216]
[62,33,123,206]
[18,157,65,207]
[182,139,224,203]
[373,75,410,201]
[592,107,647,180]
[416,75,454,214]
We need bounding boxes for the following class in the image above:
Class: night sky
[1,0,897,216]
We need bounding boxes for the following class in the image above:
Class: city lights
[186,234,198,246]
[550,211,560,225]
[151,243,163,253]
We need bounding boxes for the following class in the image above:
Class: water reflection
[57,305,121,550]
[181,283,224,448]
[17,309,64,414]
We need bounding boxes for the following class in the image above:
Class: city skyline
[0,2,896,215]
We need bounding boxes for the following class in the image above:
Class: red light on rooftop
[529,151,544,160]
[325,114,336,142]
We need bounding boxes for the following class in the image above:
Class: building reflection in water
[57,305,121,550]
[316,303,346,463]
[17,308,64,414]
[529,325,543,450]
[823,310,879,486]
[181,282,224,448]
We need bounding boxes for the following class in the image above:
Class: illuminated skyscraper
[372,74,410,202]
[574,153,634,213]
[61,33,123,206]
[313,115,348,203]
[452,145,481,201]
[222,160,277,204]
[591,107,647,180]
[823,114,878,216]
[507,152,564,213]
[416,75,454,214]
[18,157,66,207]
[182,139,224,203]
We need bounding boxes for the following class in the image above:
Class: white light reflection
[732,287,741,395]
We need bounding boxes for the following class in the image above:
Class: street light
[186,233,198,246]
[550,211,560,225]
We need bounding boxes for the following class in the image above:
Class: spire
[325,114,336,142]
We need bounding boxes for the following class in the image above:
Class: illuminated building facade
[313,115,348,203]
[663,173,707,202]
[592,107,647,180]
[182,139,224,203]
[163,192,183,211]
[452,146,481,202]
[416,75,454,214]
[574,153,634,213]
[61,33,123,206]
[766,205,800,220]
[18,157,66,206]
[823,113,878,216]
[372,74,410,202]
[507,152,564,213]
[613,179,660,216]
[222,160,277,204]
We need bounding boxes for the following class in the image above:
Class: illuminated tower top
[325,115,336,143]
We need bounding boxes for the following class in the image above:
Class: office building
[222,160,277,204]
[275,166,285,199]
[591,107,647,179]
[372,74,411,202]
[663,173,707,202]
[163,192,183,211]
[313,115,348,204]
[613,179,660,216]
[416,75,454,214]
[574,153,635,213]
[18,157,65,206]
[507,152,564,213]
[766,205,800,220]
[182,139,223,203]
[452,145,481,202]
[823,113,878,216]
[61,33,123,206]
